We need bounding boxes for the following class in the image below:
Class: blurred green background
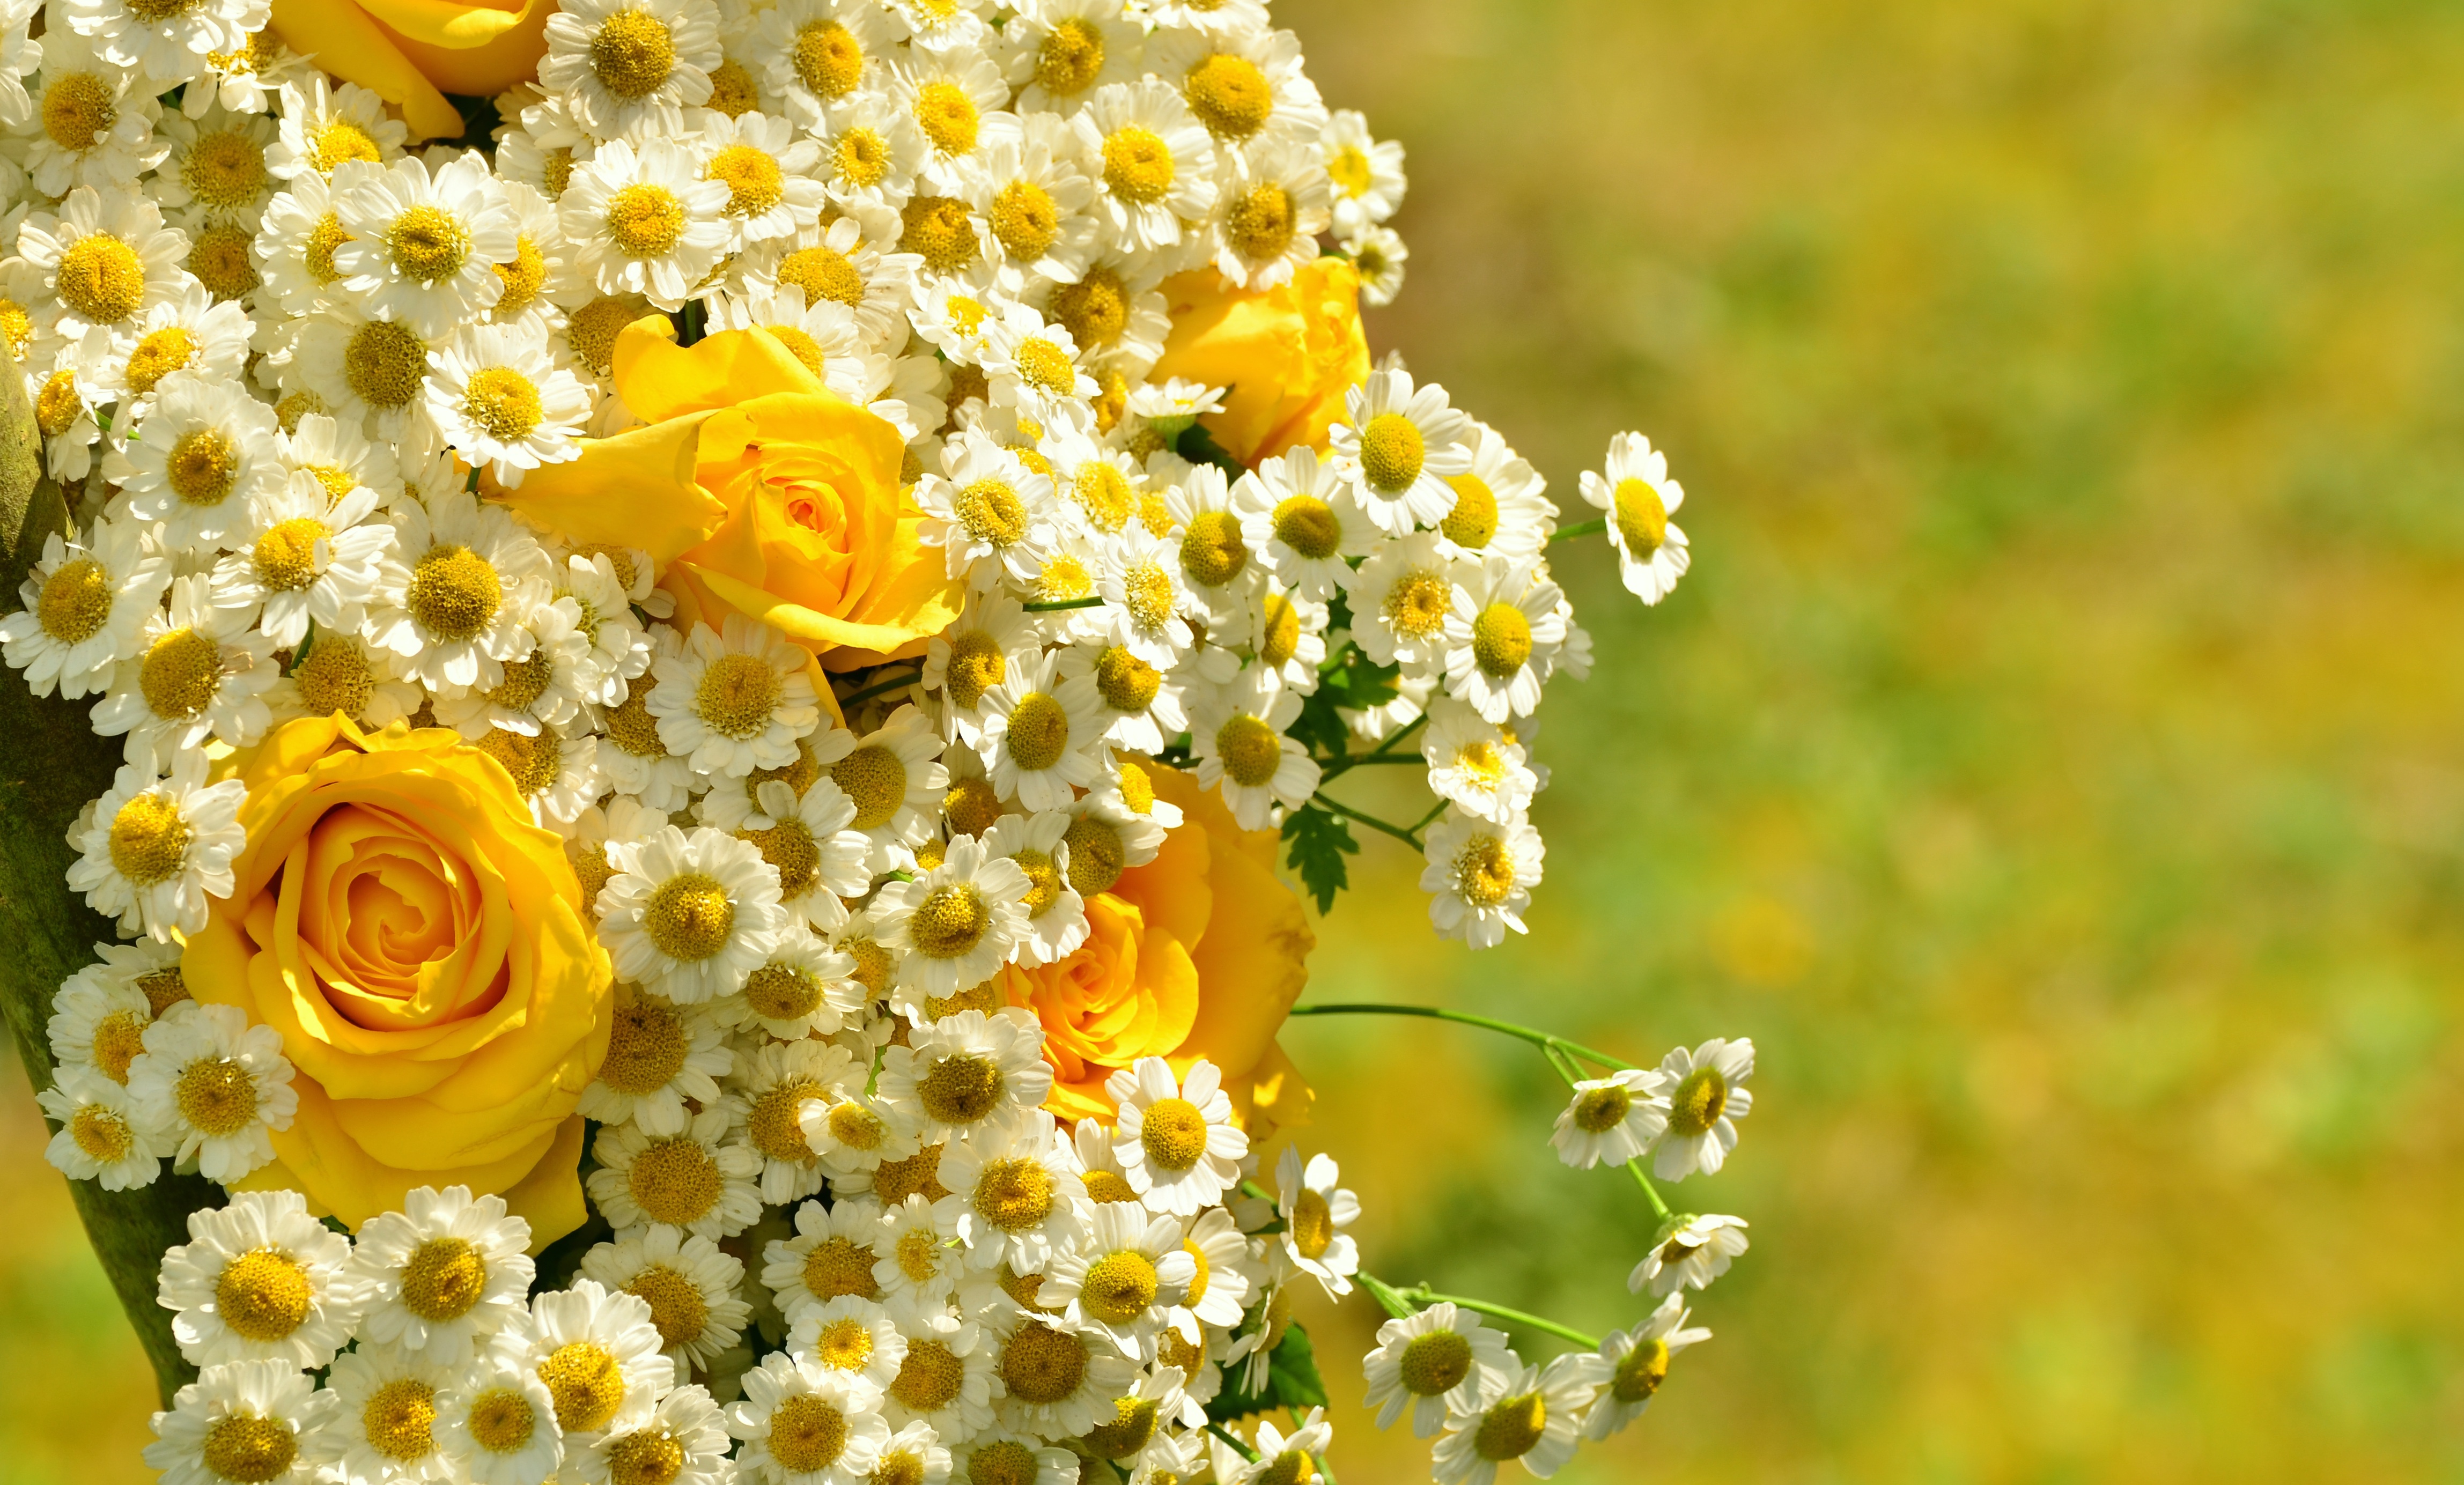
[11,0,2464,1477]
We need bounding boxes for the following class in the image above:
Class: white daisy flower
[816,88,928,215]
[598,824,791,1002]
[253,165,353,313]
[921,589,1036,744]
[587,1102,765,1242]
[599,670,697,814]
[207,470,394,649]
[1329,369,1476,536]
[27,338,112,481]
[1229,1408,1333,1485]
[1053,641,1184,758]
[283,305,453,438]
[39,1064,167,1190]
[967,112,1097,293]
[1272,1147,1360,1298]
[746,212,920,347]
[314,1343,458,1485]
[100,279,253,406]
[1430,1353,1607,1485]
[728,1353,892,1485]
[65,748,247,942]
[1362,1302,1520,1439]
[471,720,603,831]
[1041,1200,1194,1354]
[868,1421,953,1485]
[981,302,1101,426]
[435,1360,565,1485]
[975,647,1107,813]
[149,104,278,230]
[343,1185,536,1366]
[332,152,517,336]
[1347,530,1457,671]
[895,45,1010,196]
[918,431,1056,591]
[580,1227,752,1372]
[783,1294,907,1395]
[991,1316,1140,1439]
[955,1437,1075,1485]
[883,0,990,54]
[1419,807,1544,950]
[1441,556,1566,725]
[1208,139,1330,290]
[1191,666,1317,831]
[156,1188,355,1369]
[881,1304,998,1446]
[60,0,263,85]
[1072,79,1218,253]
[734,1037,867,1204]
[740,777,875,933]
[1582,1294,1710,1441]
[144,1358,337,1485]
[425,324,595,484]
[1551,1068,1672,1171]
[1107,1057,1246,1217]
[1434,423,1554,564]
[720,926,865,1040]
[571,1384,732,1485]
[1649,1037,1755,1181]
[510,1280,676,1443]
[868,838,1034,997]
[1627,1213,1750,1298]
[46,938,189,1077]
[557,550,657,702]
[565,795,670,920]
[1245,581,1328,697]
[1095,523,1194,668]
[19,34,169,197]
[1346,222,1410,307]
[366,488,557,693]
[0,5,36,129]
[651,616,824,778]
[126,1001,296,1184]
[876,1008,1055,1141]
[107,371,284,549]
[798,1085,921,1186]
[1075,1363,1197,1475]
[872,1192,966,1309]
[825,704,949,871]
[753,0,903,132]
[1231,446,1371,602]
[980,810,1092,966]
[1058,789,1167,899]
[540,0,721,142]
[577,985,733,1137]
[1578,430,1692,605]
[997,0,1142,117]
[275,410,397,513]
[268,627,426,729]
[1166,1206,1255,1346]
[560,136,733,309]
[937,1113,1088,1273]
[2,518,169,699]
[432,595,595,739]
[1419,698,1539,825]
[762,1198,889,1320]
[699,106,828,247]
[1147,24,1327,150]
[1322,108,1406,237]
[486,180,567,329]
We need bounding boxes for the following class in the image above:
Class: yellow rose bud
[1150,258,1373,470]
[270,0,552,143]
[183,715,613,1247]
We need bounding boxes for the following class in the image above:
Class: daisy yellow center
[833,128,891,189]
[843,936,891,994]
[1014,847,1065,918]
[707,59,758,116]
[1000,1324,1088,1405]
[573,844,616,906]
[1081,1250,1158,1325]
[91,1009,150,1082]
[137,967,190,1016]
[604,681,666,758]
[494,235,548,315]
[1399,1329,1472,1395]
[1215,714,1282,789]
[899,195,979,274]
[709,144,784,218]
[344,318,426,409]
[749,1077,824,1162]
[293,637,374,719]
[946,362,989,410]
[201,1415,295,1484]
[138,629,222,721]
[1256,1450,1318,1485]
[253,517,327,592]
[477,725,563,797]
[1050,267,1128,351]
[1226,184,1297,263]
[363,1377,438,1462]
[1272,495,1340,559]
[304,466,357,505]
[888,1339,963,1410]
[1330,145,1374,198]
[644,873,735,962]
[1016,337,1076,395]
[1036,19,1105,96]
[973,1156,1054,1231]
[591,9,676,99]
[794,21,862,99]
[1005,691,1071,772]
[1061,817,1125,896]
[600,998,690,1095]
[917,1050,1002,1124]
[804,1236,880,1302]
[629,1136,724,1226]
[1083,1395,1159,1459]
[1181,511,1248,588]
[569,294,651,375]
[311,120,381,174]
[744,962,823,1022]
[193,226,262,302]
[1444,475,1500,548]
[463,366,544,442]
[1573,1084,1632,1133]
[408,544,501,640]
[875,1143,949,1202]
[1356,413,1425,493]
[914,80,980,156]
[768,1394,848,1472]
[1084,648,1159,720]
[941,630,1004,710]
[1184,54,1272,139]
[810,1316,874,1371]
[178,1058,260,1137]
[606,184,686,257]
[1072,459,1133,530]
[874,1449,928,1485]
[540,1341,625,1432]
[70,1104,134,1161]
[894,1225,943,1284]
[777,246,864,308]
[1474,1392,1547,1461]
[385,204,470,284]
[940,777,1001,838]
[35,371,83,437]
[998,1265,1049,1313]
[1612,476,1668,556]
[942,294,987,338]
[1117,564,1174,633]
[695,652,783,737]
[954,478,1026,547]
[216,1247,312,1341]
[305,213,352,285]
[542,147,577,198]
[125,327,198,396]
[1259,592,1302,668]
[1612,1336,1671,1402]
[1289,1187,1334,1259]
[1472,602,1533,677]
[1452,833,1516,908]
[0,297,25,360]
[37,558,113,644]
[41,72,116,151]
[485,650,555,713]
[167,428,239,507]
[1667,1067,1729,1137]
[398,1235,487,1322]
[968,1440,1041,1485]
[466,1390,535,1454]
[990,180,1060,260]
[909,884,992,961]
[626,1264,709,1350]
[831,745,907,829]
[1139,1096,1209,1172]
[1382,568,1450,639]
[607,1429,685,1485]
[1101,127,1175,205]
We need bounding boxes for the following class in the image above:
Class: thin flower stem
[1286,1002,1634,1072]
[1315,752,1426,779]
[1360,1272,1600,1349]
[1408,796,1451,833]
[1369,711,1429,757]
[1294,1411,1339,1484]
[1308,794,1424,848]
[834,668,923,709]
[1551,515,1608,543]
[1020,595,1106,611]
[1626,1159,1674,1223]
[1206,1423,1260,1464]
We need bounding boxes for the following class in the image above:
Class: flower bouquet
[0,1,1755,1481]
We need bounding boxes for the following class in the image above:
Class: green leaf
[1175,420,1250,479]
[1281,804,1358,914]
[1205,1321,1331,1423]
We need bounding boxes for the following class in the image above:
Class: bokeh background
[9,0,2464,1477]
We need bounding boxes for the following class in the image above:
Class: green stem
[1286,1002,1634,1072]
[1408,796,1451,833]
[1315,752,1425,779]
[1552,515,1608,543]
[834,668,923,709]
[1369,711,1429,757]
[1308,793,1424,848]
[1021,595,1105,611]
[1625,1159,1674,1223]
[1361,1272,1601,1349]
[1206,1423,1260,1464]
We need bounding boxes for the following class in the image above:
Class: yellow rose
[183,715,613,1247]
[490,321,962,673]
[270,0,551,142]
[1150,258,1372,468]
[999,764,1316,1139]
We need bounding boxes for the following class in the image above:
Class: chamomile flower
[872,1192,966,1308]
[884,0,991,54]
[957,1437,1075,1485]
[48,937,189,1071]
[1108,1057,1246,1217]
[332,152,517,336]
[699,108,828,246]
[800,1085,922,1185]
[998,0,1142,116]
[1248,581,1328,695]
[276,409,397,512]
[1433,423,1554,563]
[1232,446,1371,601]
[2,518,169,699]
[156,1188,355,1369]
[39,1063,166,1190]
[559,550,658,699]
[919,431,1057,590]
[723,926,866,1040]
[101,279,253,405]
[1208,140,1330,290]
[144,1359,336,1485]
[1419,807,1545,950]
[1441,556,1566,724]
[560,137,733,309]
[877,1008,1056,1140]
[981,810,1093,965]
[1147,24,1327,150]
[750,212,921,347]
[992,1317,1141,1438]
[109,371,284,548]
[60,0,263,85]
[868,837,1034,996]
[1073,79,1217,253]
[572,1384,733,1485]
[816,89,927,214]
[540,0,722,142]
[1578,430,1691,605]
[436,1362,565,1485]
[1190,668,1316,831]
[580,1227,752,1372]
[425,325,595,484]
[432,595,595,739]
[728,1353,891,1485]
[922,590,1038,744]
[488,180,566,329]
[1430,1354,1606,1485]
[1550,1068,1672,1171]
[869,1422,954,1485]
[511,1280,677,1443]
[1419,698,1539,825]
[1347,222,1409,307]
[577,986,733,1137]
[1628,1214,1750,1298]
[650,616,823,777]
[269,627,425,728]
[1272,1147,1360,1298]
[207,470,393,649]
[826,704,949,870]
[968,113,1097,292]
[316,1343,458,1485]
[367,488,556,694]
[599,672,697,813]
[739,778,873,932]
[1321,109,1406,237]
[1075,1365,1197,1476]
[598,824,791,1002]
[735,1037,867,1203]
[938,1113,1088,1273]
[26,341,110,481]
[252,165,352,312]
[1582,1294,1710,1441]
[1649,1037,1755,1180]
[20,35,169,197]
[1348,531,1458,671]
[896,47,1010,196]
[588,1102,766,1242]
[881,1306,999,1445]
[1231,1409,1333,1485]
[1041,1201,1194,1354]
[343,1185,536,1366]
[127,1002,295,1184]
[1362,1303,1519,1439]
[1058,641,1188,757]
[762,1198,889,1319]
[983,303,1101,424]
[976,647,1108,812]
[1330,369,1476,535]
[66,749,247,941]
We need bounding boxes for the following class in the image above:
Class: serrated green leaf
[1204,1321,1330,1423]
[1281,804,1357,914]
